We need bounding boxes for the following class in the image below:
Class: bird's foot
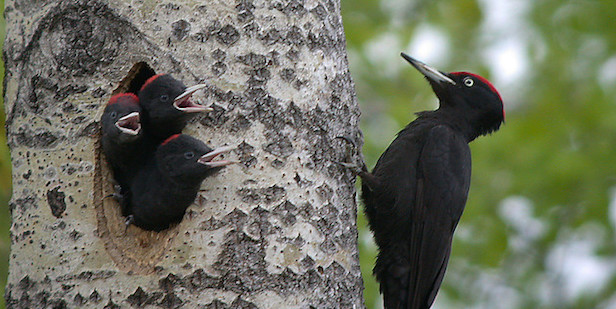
[103,192,124,202]
[104,184,124,201]
[336,135,358,148]
[124,215,135,233]
[104,185,133,217]
[335,161,366,176]
[335,135,368,176]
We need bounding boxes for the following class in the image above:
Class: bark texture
[4,0,364,308]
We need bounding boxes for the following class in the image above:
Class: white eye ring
[464,77,474,87]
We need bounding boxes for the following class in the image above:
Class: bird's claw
[335,135,358,148]
[335,135,368,176]
[336,161,366,176]
[104,184,124,200]
[103,192,123,201]
[124,215,135,233]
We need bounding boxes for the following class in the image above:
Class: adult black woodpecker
[138,74,212,142]
[127,134,234,231]
[101,93,143,215]
[360,53,504,309]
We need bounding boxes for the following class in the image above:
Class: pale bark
[4,0,364,308]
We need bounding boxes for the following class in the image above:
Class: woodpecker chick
[138,74,212,141]
[128,134,234,231]
[101,93,143,214]
[361,53,504,309]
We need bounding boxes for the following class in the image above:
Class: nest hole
[95,62,179,274]
[112,62,156,96]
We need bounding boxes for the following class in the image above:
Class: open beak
[115,112,141,135]
[400,52,456,86]
[173,84,213,113]
[197,146,238,168]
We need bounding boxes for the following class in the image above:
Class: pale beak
[173,84,213,113]
[197,146,238,168]
[400,52,456,85]
[115,112,141,135]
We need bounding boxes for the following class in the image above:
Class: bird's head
[401,53,504,139]
[138,74,212,124]
[102,93,142,143]
[156,134,235,183]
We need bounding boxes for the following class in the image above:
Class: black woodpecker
[127,134,234,231]
[360,53,504,309]
[100,93,143,215]
[138,74,212,142]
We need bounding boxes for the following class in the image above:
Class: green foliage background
[342,0,616,308]
[1,1,616,308]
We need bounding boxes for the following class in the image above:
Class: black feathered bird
[360,53,504,309]
[127,134,234,231]
[101,93,143,215]
[138,74,212,142]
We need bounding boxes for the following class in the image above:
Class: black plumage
[100,93,143,215]
[361,53,504,309]
[127,134,234,231]
[138,74,211,142]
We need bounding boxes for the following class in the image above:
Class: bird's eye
[184,151,195,159]
[161,95,169,102]
[463,77,474,87]
[110,112,117,118]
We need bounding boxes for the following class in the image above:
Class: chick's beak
[173,84,213,113]
[197,146,238,168]
[115,112,141,135]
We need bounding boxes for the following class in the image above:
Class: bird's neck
[155,159,209,189]
[416,109,478,142]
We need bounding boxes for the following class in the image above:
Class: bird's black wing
[362,129,422,246]
[363,123,471,309]
[403,124,471,309]
[364,125,424,308]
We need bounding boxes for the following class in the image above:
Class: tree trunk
[3,0,364,308]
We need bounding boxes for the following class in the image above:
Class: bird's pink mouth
[197,146,237,168]
[173,84,213,113]
[115,112,141,135]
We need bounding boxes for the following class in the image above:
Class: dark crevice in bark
[113,62,156,96]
